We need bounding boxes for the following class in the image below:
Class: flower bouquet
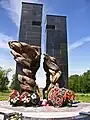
[8,90,20,106]
[48,86,75,107]
[63,88,75,106]
[48,86,64,107]
[20,91,40,107]
[20,91,31,107]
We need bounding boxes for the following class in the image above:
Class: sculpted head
[44,54,56,63]
[8,41,22,53]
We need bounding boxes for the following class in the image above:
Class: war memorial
[0,2,90,120]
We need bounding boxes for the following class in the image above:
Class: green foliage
[68,70,90,93]
[10,74,21,92]
[0,67,11,92]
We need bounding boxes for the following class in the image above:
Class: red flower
[48,87,75,107]
[9,90,20,99]
[20,92,31,104]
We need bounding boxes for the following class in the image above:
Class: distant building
[45,15,68,87]
[19,2,43,46]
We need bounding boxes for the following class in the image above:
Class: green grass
[76,93,90,102]
[0,92,10,101]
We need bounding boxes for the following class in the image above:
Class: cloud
[0,0,42,28]
[0,0,53,27]
[0,0,21,27]
[0,33,17,49]
[69,68,90,77]
[69,36,90,50]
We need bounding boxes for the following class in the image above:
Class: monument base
[0,101,90,120]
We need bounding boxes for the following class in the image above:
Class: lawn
[76,93,90,103]
[0,92,10,101]
[0,92,90,102]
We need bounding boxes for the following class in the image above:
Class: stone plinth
[0,101,90,120]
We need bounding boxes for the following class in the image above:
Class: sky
[0,0,90,87]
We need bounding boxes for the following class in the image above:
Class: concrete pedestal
[0,101,90,120]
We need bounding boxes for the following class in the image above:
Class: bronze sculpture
[8,41,41,106]
[8,41,75,107]
[43,54,62,98]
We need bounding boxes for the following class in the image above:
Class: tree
[10,74,21,93]
[68,70,90,93]
[68,75,80,92]
[0,67,11,92]
[82,70,90,93]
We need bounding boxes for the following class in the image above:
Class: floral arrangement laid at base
[8,87,75,107]
[48,85,75,107]
[8,90,20,106]
[9,90,40,107]
[20,91,31,107]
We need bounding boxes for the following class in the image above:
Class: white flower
[24,98,30,103]
[28,94,30,97]
[13,98,15,101]
[13,100,16,103]
[31,93,36,99]
[26,99,29,103]
[23,101,26,103]
[22,97,26,101]
[17,98,19,100]
[11,99,13,102]
[21,98,24,101]
[24,96,27,100]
